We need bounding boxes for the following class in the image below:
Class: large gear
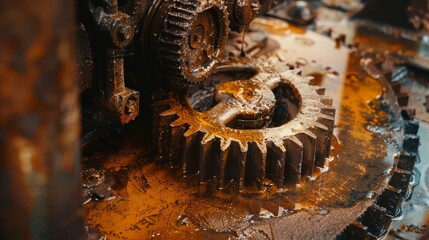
[144,0,230,83]
[153,64,335,191]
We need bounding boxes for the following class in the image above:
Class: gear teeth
[175,0,200,8]
[184,124,200,137]
[390,82,402,94]
[311,122,330,168]
[388,168,413,199]
[174,7,196,15]
[218,140,245,189]
[170,117,186,127]
[291,68,302,75]
[157,0,199,80]
[218,146,228,189]
[160,108,177,117]
[376,185,402,217]
[321,106,336,118]
[284,136,304,185]
[165,20,188,31]
[402,135,420,153]
[152,100,172,149]
[182,131,204,176]
[320,97,333,106]
[397,153,417,171]
[167,11,194,22]
[295,131,317,177]
[304,76,315,83]
[396,94,409,107]
[266,141,286,189]
[358,204,391,237]
[315,87,326,95]
[170,125,187,166]
[245,142,267,191]
[158,111,178,164]
[199,136,220,183]
[201,132,215,144]
[317,114,335,158]
[404,119,419,135]
[238,148,247,192]
[158,47,181,56]
[401,107,416,120]
[220,138,232,151]
[340,221,368,239]
[154,0,229,83]
[232,140,247,190]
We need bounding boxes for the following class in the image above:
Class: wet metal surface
[82,168,116,204]
[83,17,416,239]
[313,5,429,239]
[2,1,428,239]
[142,0,230,83]
[79,0,140,124]
[388,121,429,240]
[153,63,335,191]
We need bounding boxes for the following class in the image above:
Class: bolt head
[125,98,138,116]
[119,25,132,41]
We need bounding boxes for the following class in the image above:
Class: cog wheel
[338,61,421,239]
[146,0,230,83]
[340,105,420,239]
[153,66,335,191]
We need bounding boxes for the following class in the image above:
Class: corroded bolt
[119,25,132,41]
[125,98,138,116]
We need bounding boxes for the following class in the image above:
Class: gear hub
[153,64,335,192]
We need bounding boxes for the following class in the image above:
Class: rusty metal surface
[80,1,427,239]
[79,0,140,125]
[2,0,428,239]
[153,64,335,191]
[0,0,84,239]
[78,0,287,128]
[82,16,422,239]
[142,0,230,83]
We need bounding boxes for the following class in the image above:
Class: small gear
[153,65,335,191]
[146,0,230,83]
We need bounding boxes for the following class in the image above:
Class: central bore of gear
[214,80,276,129]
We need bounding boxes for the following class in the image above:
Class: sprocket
[153,63,335,192]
